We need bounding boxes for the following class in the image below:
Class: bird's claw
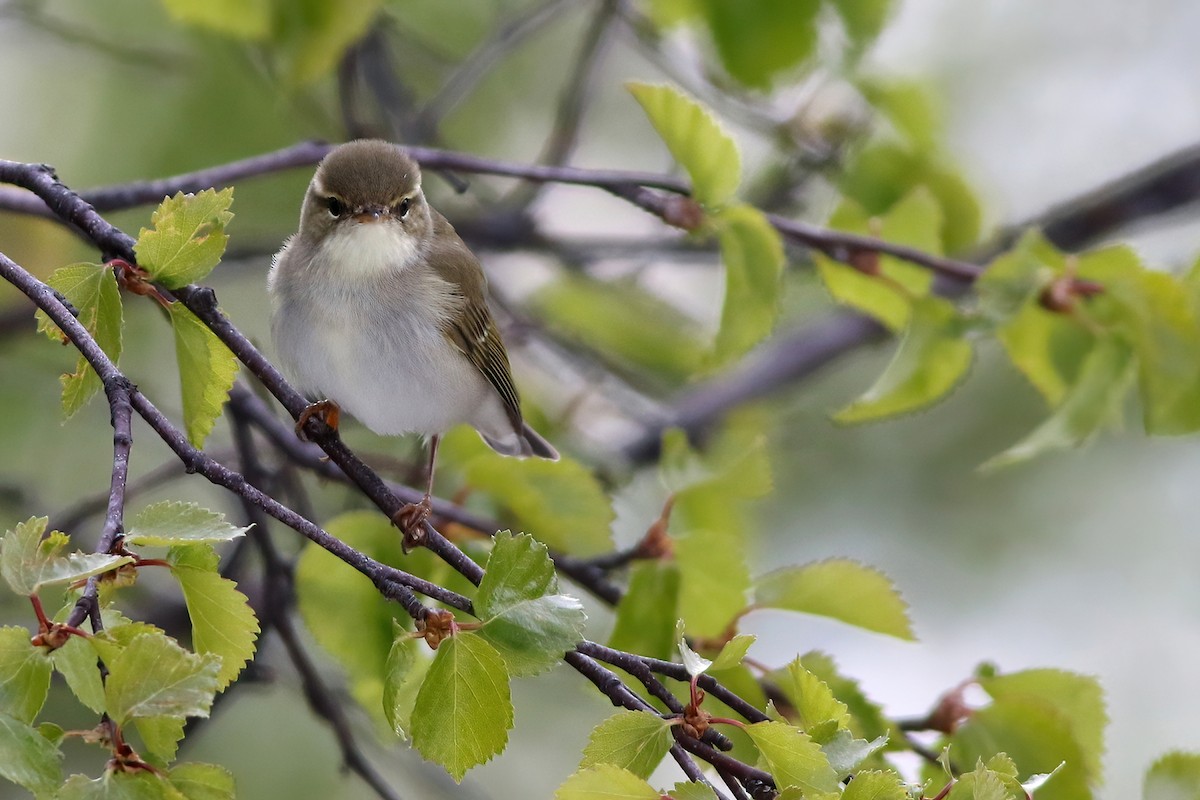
[394,496,432,552]
[295,399,341,441]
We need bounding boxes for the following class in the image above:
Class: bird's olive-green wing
[430,214,524,430]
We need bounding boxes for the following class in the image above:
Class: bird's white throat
[319,220,422,278]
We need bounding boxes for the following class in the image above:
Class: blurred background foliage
[1,0,1199,798]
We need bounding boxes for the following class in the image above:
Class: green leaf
[668,782,721,800]
[858,78,938,150]
[445,430,613,556]
[829,0,892,51]
[410,633,513,782]
[126,502,250,547]
[105,633,221,725]
[800,652,890,744]
[476,532,586,677]
[755,559,914,639]
[842,770,909,800]
[58,770,181,800]
[983,336,1134,470]
[555,765,660,800]
[709,633,755,671]
[778,657,849,737]
[744,721,839,794]
[579,710,673,779]
[835,295,972,422]
[627,82,741,207]
[645,0,702,26]
[134,189,233,289]
[35,263,123,417]
[382,625,427,740]
[296,512,406,727]
[976,230,1062,325]
[945,762,1022,800]
[608,561,680,661]
[1,516,132,596]
[979,669,1106,781]
[168,546,260,689]
[677,626,712,677]
[133,715,186,764]
[710,203,786,366]
[699,0,821,88]
[0,712,62,796]
[1144,752,1200,800]
[0,627,51,724]
[270,0,383,86]
[168,762,236,800]
[161,0,271,38]
[51,633,106,713]
[820,729,887,777]
[675,525,750,639]
[167,302,239,448]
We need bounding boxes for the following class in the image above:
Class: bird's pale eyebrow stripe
[312,176,327,196]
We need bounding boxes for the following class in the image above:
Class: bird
[268,139,558,536]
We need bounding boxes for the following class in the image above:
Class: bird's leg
[395,434,439,550]
[295,399,341,441]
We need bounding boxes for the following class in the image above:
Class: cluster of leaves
[35,189,238,448]
[0,505,258,798]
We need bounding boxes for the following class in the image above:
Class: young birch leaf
[410,633,512,782]
[167,546,260,690]
[476,532,586,677]
[0,712,62,796]
[125,501,251,547]
[168,762,236,800]
[835,295,971,422]
[778,658,849,738]
[0,627,51,724]
[271,0,384,86]
[51,633,106,713]
[1144,752,1200,800]
[744,721,840,795]
[58,770,179,800]
[842,770,909,800]
[754,560,914,640]
[608,561,680,661]
[579,710,673,779]
[555,765,660,800]
[982,336,1134,471]
[161,0,271,39]
[1,517,133,596]
[800,652,890,743]
[711,203,785,366]
[700,0,821,89]
[105,633,222,724]
[133,715,186,764]
[708,634,755,672]
[383,625,428,740]
[669,783,721,800]
[677,628,712,678]
[627,82,741,208]
[820,729,888,777]
[167,302,239,448]
[35,263,123,417]
[830,0,892,51]
[134,189,234,289]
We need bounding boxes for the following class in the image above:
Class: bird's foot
[394,495,432,552]
[295,399,340,441]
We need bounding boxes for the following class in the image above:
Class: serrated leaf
[1,516,132,596]
[0,627,51,724]
[980,669,1106,781]
[668,782,721,800]
[476,532,586,676]
[383,625,427,740]
[1144,752,1200,800]
[711,203,785,366]
[677,629,712,677]
[161,0,271,38]
[800,652,890,744]
[835,295,971,422]
[135,189,233,289]
[0,712,62,795]
[410,633,512,782]
[580,710,673,779]
[52,633,106,713]
[58,770,181,800]
[608,561,680,660]
[105,633,221,725]
[945,763,1019,800]
[555,764,660,800]
[168,546,260,689]
[443,428,613,556]
[983,336,1134,470]
[628,82,741,207]
[167,302,239,448]
[699,0,821,88]
[34,262,123,417]
[675,525,750,638]
[270,0,383,86]
[745,721,839,794]
[168,762,236,800]
[821,729,887,777]
[708,634,755,672]
[134,715,186,764]
[778,657,849,737]
[126,502,250,547]
[843,770,909,800]
[755,560,914,640]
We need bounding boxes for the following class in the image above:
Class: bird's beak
[353,204,388,224]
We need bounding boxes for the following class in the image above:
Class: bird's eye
[324,197,346,217]
[394,197,412,218]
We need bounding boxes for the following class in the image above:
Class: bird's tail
[480,421,559,460]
